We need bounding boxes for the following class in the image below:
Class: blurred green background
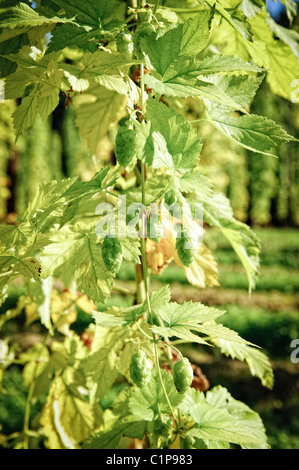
[0,78,298,449]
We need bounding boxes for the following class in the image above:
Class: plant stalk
[137,21,179,434]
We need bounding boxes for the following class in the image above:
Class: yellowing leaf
[75,295,97,314]
[20,343,49,388]
[180,244,219,289]
[40,374,102,449]
[146,211,218,288]
[146,237,174,276]
[50,289,78,335]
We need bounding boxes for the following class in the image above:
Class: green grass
[215,249,299,269]
[258,397,299,450]
[117,261,299,293]
[219,305,299,358]
[218,266,299,293]
[205,227,299,253]
[256,228,299,253]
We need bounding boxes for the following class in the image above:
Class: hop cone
[102,236,123,274]
[176,227,198,267]
[173,357,193,393]
[115,126,137,167]
[130,350,151,388]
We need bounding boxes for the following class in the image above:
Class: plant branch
[136,28,179,432]
[135,321,153,340]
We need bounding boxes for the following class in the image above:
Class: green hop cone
[173,357,193,393]
[129,350,151,388]
[116,31,134,56]
[115,125,137,168]
[102,236,123,274]
[176,227,198,267]
[147,217,164,243]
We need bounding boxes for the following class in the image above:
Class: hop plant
[173,357,193,393]
[102,236,123,274]
[176,227,198,267]
[115,125,137,168]
[116,31,134,56]
[147,217,164,243]
[130,350,152,388]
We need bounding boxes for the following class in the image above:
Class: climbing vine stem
[137,32,179,433]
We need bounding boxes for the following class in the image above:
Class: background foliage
[0,0,298,450]
[1,78,298,226]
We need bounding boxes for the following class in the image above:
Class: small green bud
[176,227,198,267]
[130,350,151,388]
[116,31,134,56]
[147,217,164,243]
[173,357,193,393]
[115,125,137,168]
[102,236,123,274]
